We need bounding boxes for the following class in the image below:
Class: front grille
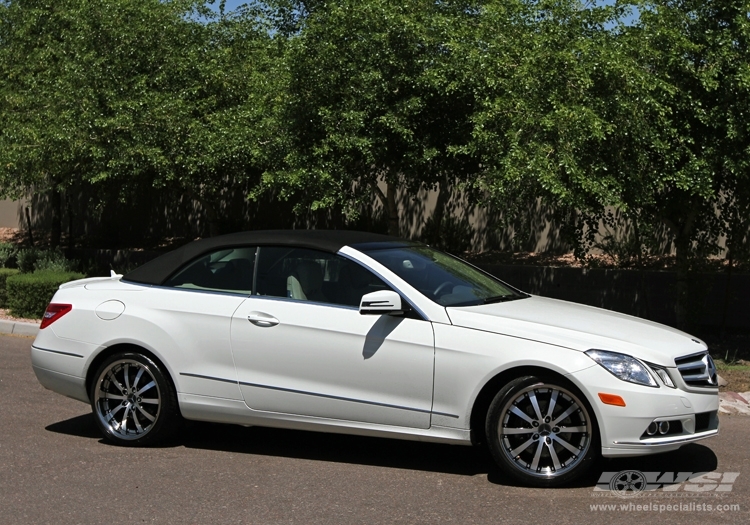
[675,351,718,387]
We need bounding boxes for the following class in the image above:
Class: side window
[255,247,389,307]
[163,246,256,295]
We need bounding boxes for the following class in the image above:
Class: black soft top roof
[123,229,403,286]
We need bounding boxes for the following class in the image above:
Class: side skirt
[178,393,472,445]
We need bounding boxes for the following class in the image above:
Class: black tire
[485,375,599,487]
[89,352,181,446]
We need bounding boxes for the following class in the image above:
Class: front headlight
[585,349,658,388]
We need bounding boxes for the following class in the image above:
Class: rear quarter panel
[38,283,244,401]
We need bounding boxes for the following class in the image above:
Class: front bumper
[568,364,719,458]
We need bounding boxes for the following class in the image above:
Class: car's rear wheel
[486,375,598,487]
[90,352,180,446]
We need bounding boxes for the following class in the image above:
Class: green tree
[461,0,750,328]
[457,0,636,248]
[0,0,205,246]
[259,0,478,235]
[614,0,750,327]
[0,1,282,242]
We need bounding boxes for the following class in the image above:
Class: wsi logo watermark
[593,471,740,498]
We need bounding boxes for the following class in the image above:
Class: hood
[445,296,707,367]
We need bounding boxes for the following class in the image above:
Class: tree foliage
[258,0,479,235]
[0,0,283,239]
[1,0,749,327]
[613,0,750,326]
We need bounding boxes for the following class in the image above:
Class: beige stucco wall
[384,182,572,253]
[0,199,21,229]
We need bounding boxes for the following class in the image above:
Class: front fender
[431,323,595,429]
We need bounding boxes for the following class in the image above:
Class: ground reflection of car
[31,230,719,486]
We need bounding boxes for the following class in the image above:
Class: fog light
[646,422,658,436]
[658,421,670,435]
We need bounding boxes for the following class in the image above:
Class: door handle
[247,311,279,327]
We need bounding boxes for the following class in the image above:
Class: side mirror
[359,290,404,315]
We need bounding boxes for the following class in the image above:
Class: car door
[230,246,435,429]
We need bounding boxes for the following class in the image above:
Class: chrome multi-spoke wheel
[486,376,598,487]
[90,352,179,446]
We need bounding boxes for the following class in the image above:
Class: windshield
[358,244,526,307]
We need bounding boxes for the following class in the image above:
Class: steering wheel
[433,281,454,298]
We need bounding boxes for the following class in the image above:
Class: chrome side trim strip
[240,294,358,311]
[120,281,250,298]
[180,372,239,385]
[31,345,84,358]
[613,429,719,446]
[432,411,460,419]
[239,380,452,417]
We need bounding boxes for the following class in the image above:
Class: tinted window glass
[360,245,524,307]
[255,247,389,307]
[163,246,256,295]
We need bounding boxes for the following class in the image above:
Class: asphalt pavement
[1,333,747,524]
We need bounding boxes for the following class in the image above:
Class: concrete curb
[719,391,750,416]
[0,319,40,337]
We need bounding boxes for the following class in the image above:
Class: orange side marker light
[598,393,626,407]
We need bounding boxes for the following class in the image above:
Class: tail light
[40,304,73,329]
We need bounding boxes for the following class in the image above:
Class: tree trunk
[386,183,399,236]
[664,208,698,330]
[24,206,34,247]
[720,251,733,336]
[67,194,74,253]
[186,187,222,237]
[371,179,400,237]
[424,176,451,246]
[50,188,62,248]
[633,219,650,320]
[674,234,690,330]
[202,200,222,237]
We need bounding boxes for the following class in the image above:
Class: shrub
[0,242,17,268]
[15,248,79,273]
[34,250,79,273]
[15,248,39,273]
[6,270,85,319]
[0,268,20,308]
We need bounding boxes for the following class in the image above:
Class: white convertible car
[31,230,719,486]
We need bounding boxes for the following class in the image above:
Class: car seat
[287,260,327,302]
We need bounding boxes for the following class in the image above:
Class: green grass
[713,360,750,372]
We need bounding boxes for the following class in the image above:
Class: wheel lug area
[532,433,539,440]
[544,416,551,423]
[532,421,539,427]
[545,436,552,445]
[552,426,560,433]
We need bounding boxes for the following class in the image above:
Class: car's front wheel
[486,375,598,487]
[90,352,180,446]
